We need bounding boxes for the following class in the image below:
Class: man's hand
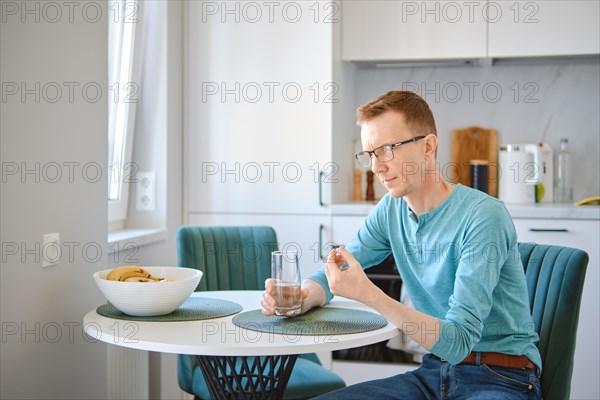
[324,245,378,304]
[261,278,325,316]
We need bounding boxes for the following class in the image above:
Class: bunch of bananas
[106,266,162,283]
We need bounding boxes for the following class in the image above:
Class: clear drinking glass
[271,250,302,316]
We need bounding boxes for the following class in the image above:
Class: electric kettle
[498,144,539,204]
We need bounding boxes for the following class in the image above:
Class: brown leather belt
[462,352,537,371]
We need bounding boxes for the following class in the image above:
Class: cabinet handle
[318,171,324,207]
[318,224,325,261]
[529,228,569,232]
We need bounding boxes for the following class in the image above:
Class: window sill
[108,228,167,254]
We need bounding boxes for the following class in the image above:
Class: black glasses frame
[354,135,426,167]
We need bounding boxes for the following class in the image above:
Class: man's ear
[424,134,438,159]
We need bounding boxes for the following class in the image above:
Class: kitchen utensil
[271,250,301,316]
[470,160,489,194]
[450,127,498,197]
[93,266,202,316]
[498,144,539,204]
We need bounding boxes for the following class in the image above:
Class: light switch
[42,232,60,268]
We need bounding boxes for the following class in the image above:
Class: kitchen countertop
[332,202,600,220]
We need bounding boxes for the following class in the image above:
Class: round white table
[84,291,400,399]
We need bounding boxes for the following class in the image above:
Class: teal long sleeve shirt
[307,184,542,371]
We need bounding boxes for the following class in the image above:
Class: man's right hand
[260,278,326,316]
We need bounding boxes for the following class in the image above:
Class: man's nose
[371,155,386,174]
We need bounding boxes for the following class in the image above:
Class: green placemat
[96,297,243,321]
[232,307,387,335]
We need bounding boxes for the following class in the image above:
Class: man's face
[360,111,426,198]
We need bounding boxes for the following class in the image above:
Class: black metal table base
[195,354,298,400]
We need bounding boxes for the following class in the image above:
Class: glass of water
[271,250,301,316]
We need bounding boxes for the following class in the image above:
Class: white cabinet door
[513,218,600,400]
[331,215,367,245]
[488,1,600,57]
[341,1,487,61]
[185,2,334,215]
[187,213,332,279]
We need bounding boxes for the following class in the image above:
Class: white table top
[83,291,400,356]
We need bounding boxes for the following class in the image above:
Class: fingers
[326,248,347,269]
[337,246,357,269]
[261,290,276,315]
[337,245,355,261]
[262,280,310,316]
[300,286,309,299]
[261,279,276,316]
[326,248,339,263]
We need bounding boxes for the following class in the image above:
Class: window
[108,0,139,230]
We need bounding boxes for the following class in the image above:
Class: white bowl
[93,267,202,316]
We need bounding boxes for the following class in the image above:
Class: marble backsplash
[353,60,600,202]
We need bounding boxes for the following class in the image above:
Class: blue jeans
[315,354,542,399]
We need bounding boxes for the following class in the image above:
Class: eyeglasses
[354,135,426,168]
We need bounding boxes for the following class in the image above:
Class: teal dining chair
[176,225,346,399]
[518,242,589,400]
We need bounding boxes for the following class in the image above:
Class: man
[261,91,542,399]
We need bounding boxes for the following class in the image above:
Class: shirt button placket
[416,231,423,255]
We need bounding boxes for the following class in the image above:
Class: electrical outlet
[42,232,60,268]
[136,172,155,211]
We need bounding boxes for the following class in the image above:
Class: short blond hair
[357,91,437,137]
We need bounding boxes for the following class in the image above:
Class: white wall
[1,1,186,398]
[1,1,109,398]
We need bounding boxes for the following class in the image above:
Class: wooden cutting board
[450,126,498,197]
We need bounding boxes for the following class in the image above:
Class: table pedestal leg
[195,355,298,400]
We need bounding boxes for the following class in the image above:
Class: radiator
[107,346,149,399]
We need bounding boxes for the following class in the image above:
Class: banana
[107,266,143,281]
[106,266,161,282]
[123,277,158,283]
[119,270,152,281]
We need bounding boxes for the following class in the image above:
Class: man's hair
[356,91,437,137]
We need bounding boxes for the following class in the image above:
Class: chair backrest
[176,226,279,291]
[518,243,589,400]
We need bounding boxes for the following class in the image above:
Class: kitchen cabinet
[185,1,334,215]
[488,1,600,58]
[341,1,599,62]
[341,1,487,61]
[184,2,337,284]
[331,215,367,246]
[513,217,600,400]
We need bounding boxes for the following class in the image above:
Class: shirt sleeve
[430,199,517,364]
[306,195,393,304]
